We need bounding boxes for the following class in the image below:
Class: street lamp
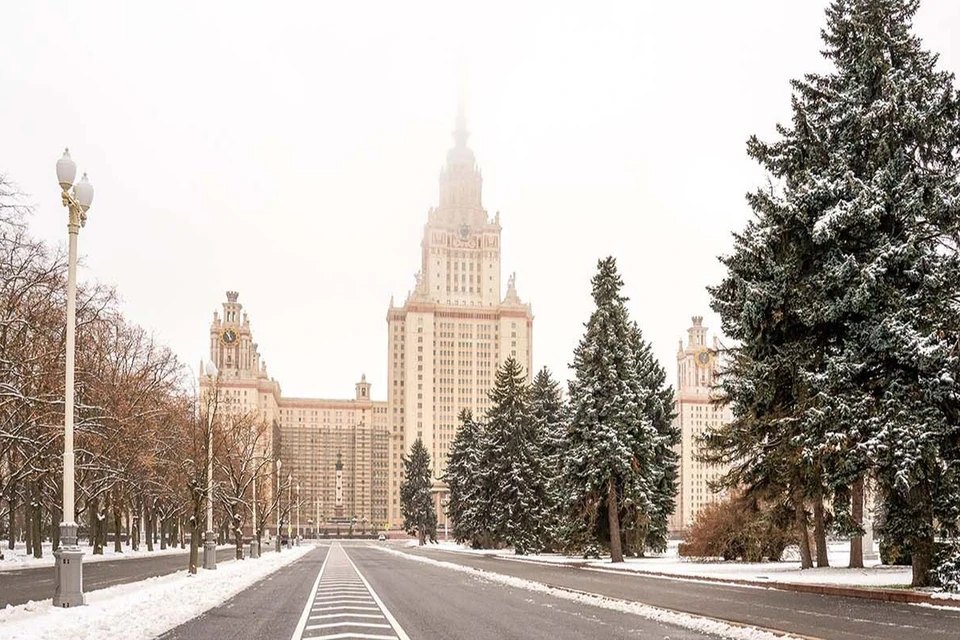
[53,148,94,608]
[250,448,259,559]
[287,473,292,543]
[362,516,368,537]
[276,459,282,552]
[203,361,218,570]
[295,482,301,546]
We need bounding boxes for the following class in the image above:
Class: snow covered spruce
[705,0,960,589]
[406,257,679,562]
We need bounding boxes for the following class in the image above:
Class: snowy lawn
[0,540,235,572]
[0,543,314,640]
[424,539,916,589]
[377,544,803,640]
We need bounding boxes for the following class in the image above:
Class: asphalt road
[0,545,242,607]
[162,542,722,640]
[397,543,960,640]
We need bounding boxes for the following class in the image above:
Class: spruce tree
[564,257,656,563]
[627,321,679,555]
[483,357,550,554]
[443,409,484,545]
[529,367,568,550]
[400,437,437,546]
[709,0,960,585]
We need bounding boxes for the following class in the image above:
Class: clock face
[696,350,712,367]
[221,328,238,346]
[458,225,469,240]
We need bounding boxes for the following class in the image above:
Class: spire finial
[454,65,469,148]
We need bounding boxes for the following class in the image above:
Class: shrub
[680,496,796,562]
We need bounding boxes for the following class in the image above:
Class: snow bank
[426,539,915,588]
[0,541,235,572]
[375,545,802,640]
[0,545,313,639]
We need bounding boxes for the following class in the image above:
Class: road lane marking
[290,546,330,640]
[340,546,411,640]
[292,542,406,640]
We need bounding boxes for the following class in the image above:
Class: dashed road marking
[291,542,409,640]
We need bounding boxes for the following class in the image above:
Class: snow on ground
[0,544,314,640]
[377,545,802,640]
[0,540,235,572]
[425,539,915,588]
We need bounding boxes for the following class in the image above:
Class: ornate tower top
[226,291,239,303]
[687,316,708,349]
[438,93,484,225]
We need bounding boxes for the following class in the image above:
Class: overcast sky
[2,1,960,399]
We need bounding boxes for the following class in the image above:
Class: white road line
[290,547,330,640]
[305,621,393,630]
[301,635,398,640]
[340,546,412,640]
[310,613,386,620]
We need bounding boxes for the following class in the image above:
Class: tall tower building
[670,316,732,533]
[201,292,390,536]
[386,102,534,528]
[200,291,283,535]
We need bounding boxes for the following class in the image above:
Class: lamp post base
[249,539,260,559]
[203,531,217,570]
[53,522,86,608]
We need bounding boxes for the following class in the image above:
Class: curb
[555,560,960,608]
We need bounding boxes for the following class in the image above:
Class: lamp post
[316,498,320,539]
[203,361,218,570]
[286,473,292,544]
[275,459,282,552]
[295,483,301,546]
[362,516,368,537]
[250,450,259,559]
[53,148,94,608]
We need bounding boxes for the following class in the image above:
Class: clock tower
[670,316,732,533]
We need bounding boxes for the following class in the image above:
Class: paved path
[396,543,960,640]
[0,546,244,607]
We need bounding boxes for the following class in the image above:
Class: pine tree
[443,409,484,545]
[483,357,550,554]
[563,257,656,563]
[709,0,960,585]
[529,367,568,550]
[627,321,679,555]
[400,437,437,546]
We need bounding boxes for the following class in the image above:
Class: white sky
[2,1,959,399]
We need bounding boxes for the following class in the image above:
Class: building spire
[454,70,469,148]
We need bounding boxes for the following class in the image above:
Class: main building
[201,104,533,531]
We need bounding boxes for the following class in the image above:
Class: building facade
[670,316,732,533]
[386,105,534,528]
[200,292,389,534]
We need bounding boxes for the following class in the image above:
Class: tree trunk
[7,495,15,550]
[50,502,61,550]
[159,517,167,550]
[813,497,829,568]
[188,516,200,575]
[145,500,154,552]
[849,477,864,569]
[912,531,935,588]
[112,502,123,553]
[31,488,43,559]
[234,512,243,560]
[24,501,33,556]
[607,477,624,563]
[794,495,813,569]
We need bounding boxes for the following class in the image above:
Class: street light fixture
[203,361,218,570]
[287,473,292,543]
[53,148,94,608]
[250,445,259,559]
[276,459,282,552]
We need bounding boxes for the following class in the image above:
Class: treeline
[702,0,960,590]
[0,176,288,571]
[401,257,679,561]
